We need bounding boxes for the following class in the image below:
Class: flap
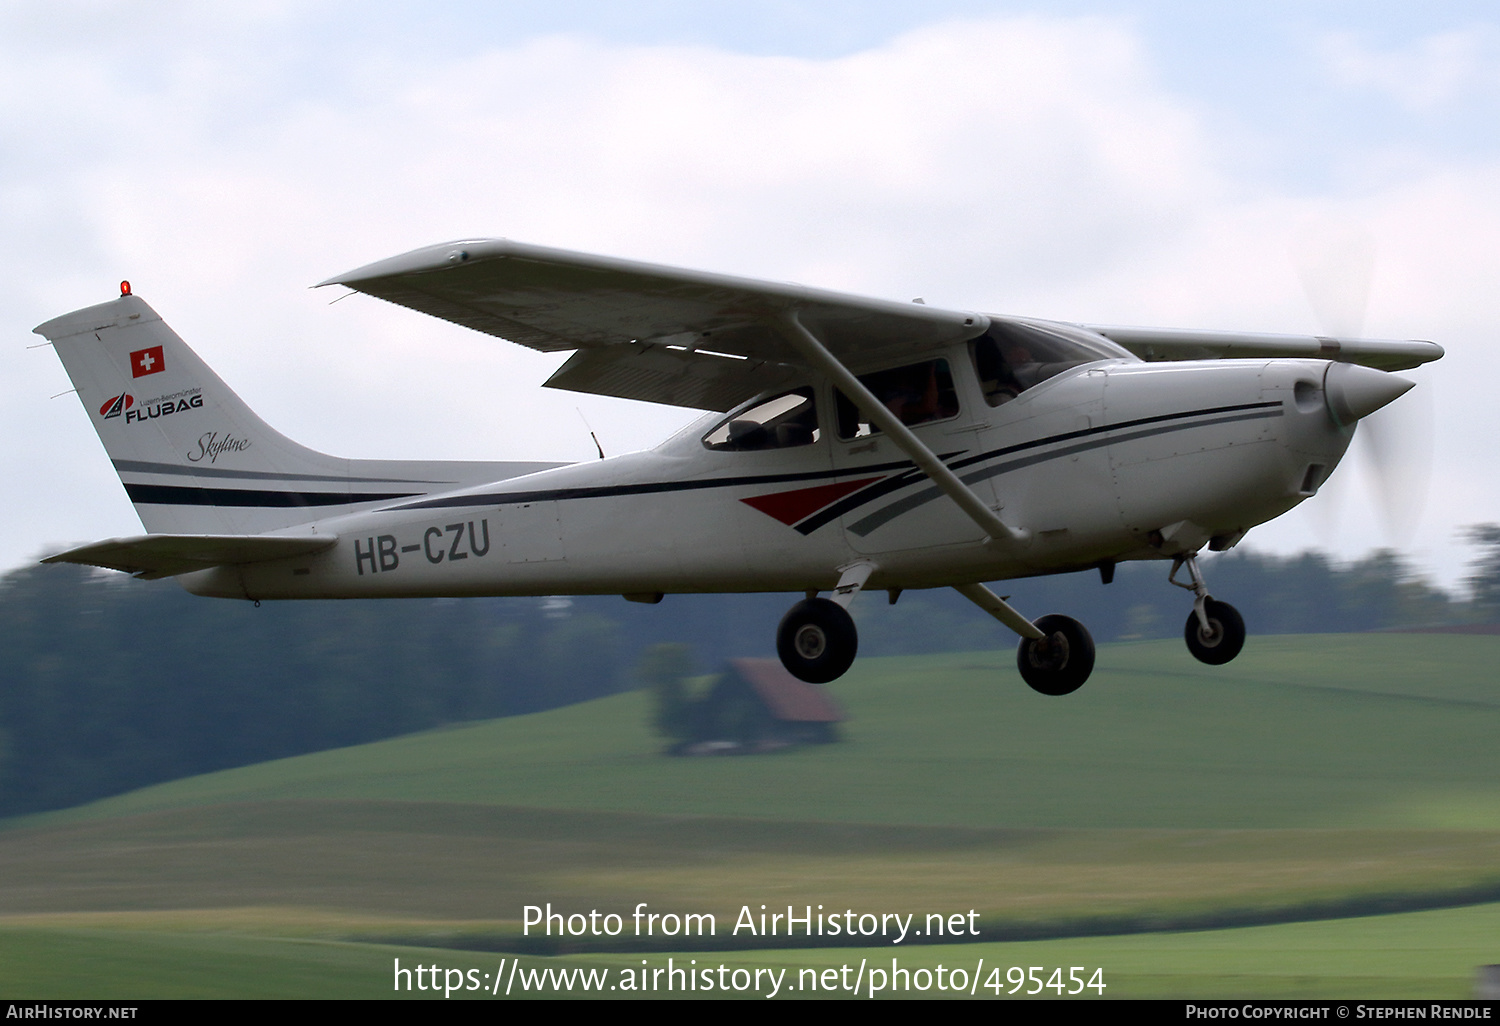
[543,345,801,413]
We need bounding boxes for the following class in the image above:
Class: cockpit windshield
[970,320,1132,407]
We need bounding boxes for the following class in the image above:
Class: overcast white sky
[6,1,1498,590]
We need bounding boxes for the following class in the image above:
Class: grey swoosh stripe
[848,408,1283,536]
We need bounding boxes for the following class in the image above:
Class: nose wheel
[1184,598,1245,665]
[1170,553,1247,665]
[777,597,858,684]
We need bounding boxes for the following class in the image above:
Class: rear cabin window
[969,321,1128,407]
[703,388,820,451]
[835,358,960,440]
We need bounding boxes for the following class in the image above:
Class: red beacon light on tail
[120,281,132,297]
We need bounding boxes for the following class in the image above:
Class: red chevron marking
[740,476,884,526]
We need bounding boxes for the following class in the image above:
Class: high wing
[318,239,987,412]
[1083,325,1443,372]
[320,239,1444,413]
[44,534,337,580]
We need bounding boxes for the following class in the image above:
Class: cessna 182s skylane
[36,240,1442,693]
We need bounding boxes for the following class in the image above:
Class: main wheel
[1016,614,1095,696]
[777,598,858,684]
[1184,598,1245,665]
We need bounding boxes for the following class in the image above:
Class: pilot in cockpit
[974,335,1031,405]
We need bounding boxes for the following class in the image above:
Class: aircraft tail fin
[35,292,558,535]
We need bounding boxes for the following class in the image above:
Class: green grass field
[3,904,1497,998]
[21,634,1500,831]
[2,635,1498,998]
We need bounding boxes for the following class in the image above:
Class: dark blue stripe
[124,484,421,508]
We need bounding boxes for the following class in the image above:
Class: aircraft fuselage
[180,351,1346,602]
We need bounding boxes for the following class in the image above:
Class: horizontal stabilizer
[43,533,337,580]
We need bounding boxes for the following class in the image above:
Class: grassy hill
[3,634,1498,997]
[18,634,1500,831]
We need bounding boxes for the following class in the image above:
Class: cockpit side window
[970,321,1128,407]
[835,358,960,440]
[702,388,820,451]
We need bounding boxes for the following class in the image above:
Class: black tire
[1015,614,1095,696]
[1184,598,1245,665]
[777,598,858,684]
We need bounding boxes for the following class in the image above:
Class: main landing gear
[773,574,1104,695]
[776,562,873,684]
[1015,614,1095,696]
[1171,553,1246,665]
[772,552,1245,689]
[949,582,1098,696]
[777,597,858,684]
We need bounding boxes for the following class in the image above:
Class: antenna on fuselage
[576,408,605,460]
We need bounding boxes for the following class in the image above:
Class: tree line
[1,530,1496,818]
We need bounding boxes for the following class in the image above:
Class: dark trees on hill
[1464,524,1500,614]
[0,563,627,817]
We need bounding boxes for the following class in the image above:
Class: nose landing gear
[1171,554,1246,665]
[1184,597,1245,665]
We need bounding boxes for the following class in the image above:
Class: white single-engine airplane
[36,239,1441,693]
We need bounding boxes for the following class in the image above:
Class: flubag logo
[99,393,134,419]
[130,345,165,378]
[123,388,204,425]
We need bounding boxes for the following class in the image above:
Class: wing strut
[775,310,1028,547]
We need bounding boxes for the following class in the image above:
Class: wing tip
[316,238,512,288]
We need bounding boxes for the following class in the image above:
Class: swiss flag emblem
[130,346,165,378]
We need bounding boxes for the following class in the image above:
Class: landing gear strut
[1170,553,1245,665]
[1184,598,1245,665]
[953,582,1096,695]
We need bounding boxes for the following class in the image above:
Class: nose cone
[1324,362,1414,426]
